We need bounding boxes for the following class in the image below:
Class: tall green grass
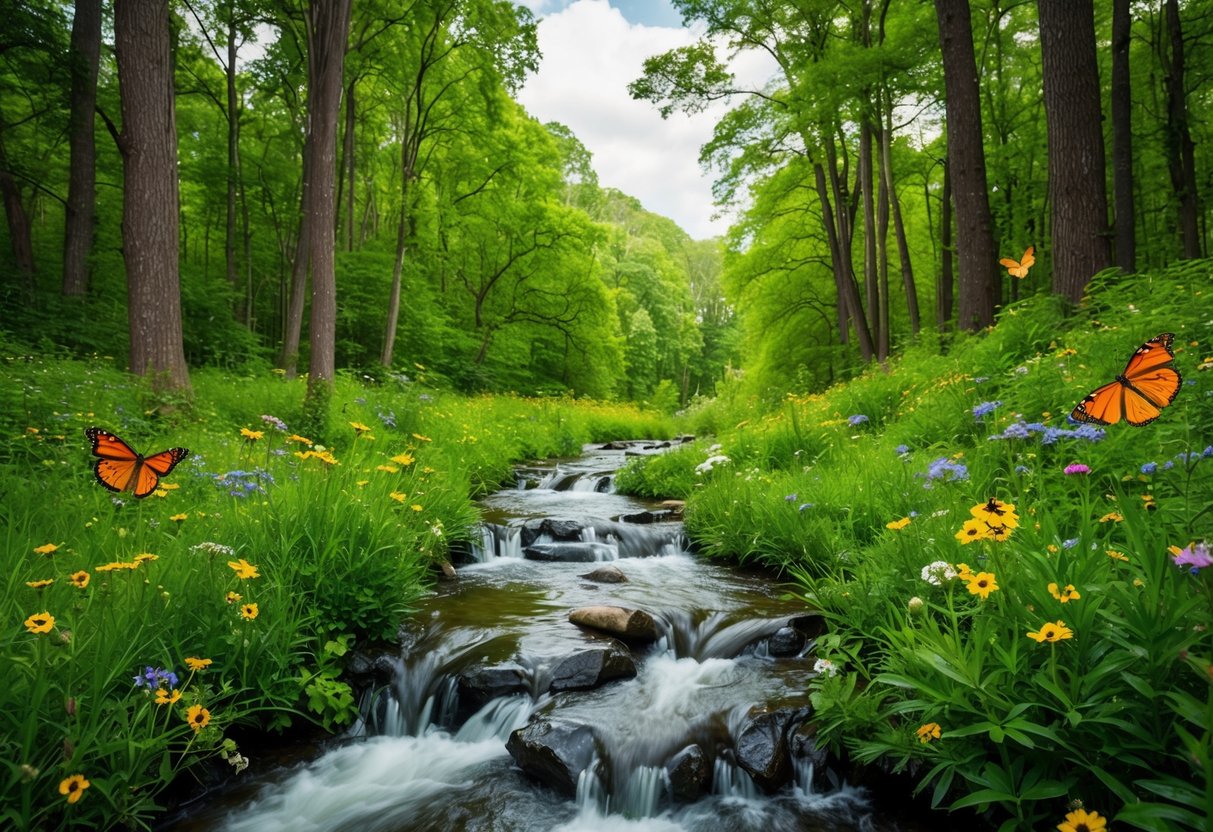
[0,359,673,830]
[618,260,1213,830]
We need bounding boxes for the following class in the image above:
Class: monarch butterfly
[1070,333,1182,427]
[85,427,189,498]
[999,246,1035,279]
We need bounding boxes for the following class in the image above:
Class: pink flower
[1172,542,1213,574]
[1063,463,1091,475]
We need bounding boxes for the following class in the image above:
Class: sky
[515,0,774,240]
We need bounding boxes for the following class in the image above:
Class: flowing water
[171,442,917,832]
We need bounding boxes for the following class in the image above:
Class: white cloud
[516,0,775,240]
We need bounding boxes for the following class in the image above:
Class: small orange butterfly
[1070,333,1182,426]
[85,427,189,498]
[1000,246,1035,278]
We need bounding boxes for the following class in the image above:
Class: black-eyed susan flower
[915,722,941,744]
[154,688,182,705]
[1048,583,1081,603]
[954,562,974,581]
[186,704,211,733]
[34,543,60,555]
[970,499,1019,529]
[1106,550,1129,562]
[955,518,990,544]
[965,572,999,599]
[1056,807,1106,832]
[239,603,259,620]
[24,611,55,634]
[69,571,90,589]
[225,591,242,604]
[227,558,260,580]
[1098,512,1123,523]
[886,516,911,530]
[1027,620,1074,643]
[134,553,158,563]
[287,434,312,445]
[185,657,212,671]
[984,523,1012,542]
[25,579,54,589]
[58,774,90,804]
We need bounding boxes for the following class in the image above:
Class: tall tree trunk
[1110,0,1135,272]
[1038,0,1111,301]
[342,78,356,251]
[225,13,240,310]
[813,161,850,346]
[859,120,880,350]
[938,161,954,329]
[303,0,353,417]
[875,124,890,362]
[0,138,35,295]
[1163,0,1200,259]
[114,0,191,394]
[63,0,101,297]
[815,160,874,361]
[934,0,998,330]
[279,144,311,376]
[883,105,920,334]
[381,177,410,366]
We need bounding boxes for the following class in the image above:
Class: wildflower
[970,498,1019,529]
[1048,583,1081,603]
[411,504,424,512]
[240,428,264,441]
[170,513,188,522]
[907,596,925,615]
[33,543,60,555]
[813,658,839,677]
[1057,808,1106,832]
[377,464,399,473]
[185,657,213,671]
[24,611,55,634]
[916,722,941,744]
[1062,537,1080,549]
[798,503,814,512]
[965,572,999,599]
[1170,542,1213,574]
[894,444,910,455]
[25,579,54,589]
[1098,512,1123,523]
[392,452,415,466]
[186,704,211,733]
[1027,620,1074,643]
[1064,463,1091,475]
[134,553,158,563]
[984,523,1013,542]
[1106,550,1129,562]
[260,414,288,432]
[227,558,260,579]
[58,774,90,804]
[239,603,259,620]
[1140,461,1158,475]
[350,421,372,433]
[955,518,991,544]
[921,561,956,585]
[972,401,1001,420]
[192,542,235,557]
[69,571,90,589]
[922,456,969,487]
[886,516,911,530]
[390,491,407,503]
[847,414,869,427]
[225,591,242,604]
[154,688,182,705]
[95,561,138,572]
[785,493,798,502]
[133,667,178,688]
[954,563,974,581]
[696,455,730,475]
[1141,494,1157,511]
[287,434,312,445]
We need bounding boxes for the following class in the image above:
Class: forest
[2,0,1213,830]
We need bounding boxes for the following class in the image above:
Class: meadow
[0,354,672,830]
[617,259,1213,831]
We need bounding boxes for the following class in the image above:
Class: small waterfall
[712,757,761,801]
[454,695,531,743]
[616,765,668,819]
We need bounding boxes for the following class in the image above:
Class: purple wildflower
[798,503,814,512]
[260,414,288,432]
[848,414,869,427]
[1141,461,1158,475]
[920,456,969,488]
[785,493,799,502]
[894,444,910,455]
[1064,463,1091,475]
[1172,542,1213,575]
[972,400,1002,420]
[1063,538,1080,549]
[134,666,178,689]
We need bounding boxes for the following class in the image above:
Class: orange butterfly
[1000,246,1035,278]
[85,427,189,498]
[1070,333,1182,426]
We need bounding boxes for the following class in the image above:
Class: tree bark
[115,0,191,394]
[934,0,998,330]
[1110,0,1135,272]
[875,124,890,362]
[1038,0,1111,301]
[225,12,241,312]
[0,138,35,294]
[938,161,954,329]
[63,0,102,297]
[859,120,880,353]
[883,105,919,335]
[303,0,353,413]
[1163,0,1200,258]
[814,161,874,361]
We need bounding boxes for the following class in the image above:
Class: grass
[616,259,1213,830]
[0,358,673,830]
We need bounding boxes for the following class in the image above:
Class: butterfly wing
[1019,246,1035,270]
[85,427,141,494]
[1070,380,1124,425]
[1121,333,1176,377]
[999,247,1035,279]
[134,447,190,497]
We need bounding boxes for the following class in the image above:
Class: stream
[171,441,918,832]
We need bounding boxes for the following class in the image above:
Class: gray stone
[734,707,809,792]
[580,565,628,583]
[526,542,617,563]
[767,626,806,657]
[549,643,637,692]
[569,605,662,643]
[457,663,530,712]
[506,720,600,796]
[665,744,710,801]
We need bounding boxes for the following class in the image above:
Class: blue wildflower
[260,414,288,432]
[894,444,910,455]
[1203,446,1213,458]
[973,376,989,384]
[848,414,869,427]
[1141,461,1158,475]
[1062,538,1080,549]
[798,503,814,512]
[920,456,969,488]
[1164,460,1175,470]
[378,410,397,428]
[1015,465,1030,474]
[972,400,1001,420]
[785,493,798,502]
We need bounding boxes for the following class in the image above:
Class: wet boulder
[789,613,826,641]
[618,509,673,524]
[457,662,531,714]
[548,643,637,692]
[520,519,585,548]
[569,605,662,643]
[734,707,810,792]
[787,721,838,794]
[526,542,617,563]
[666,744,710,802]
[507,719,601,796]
[767,626,806,657]
[580,564,628,583]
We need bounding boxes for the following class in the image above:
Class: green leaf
[950,788,1017,810]
[1114,801,1206,830]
